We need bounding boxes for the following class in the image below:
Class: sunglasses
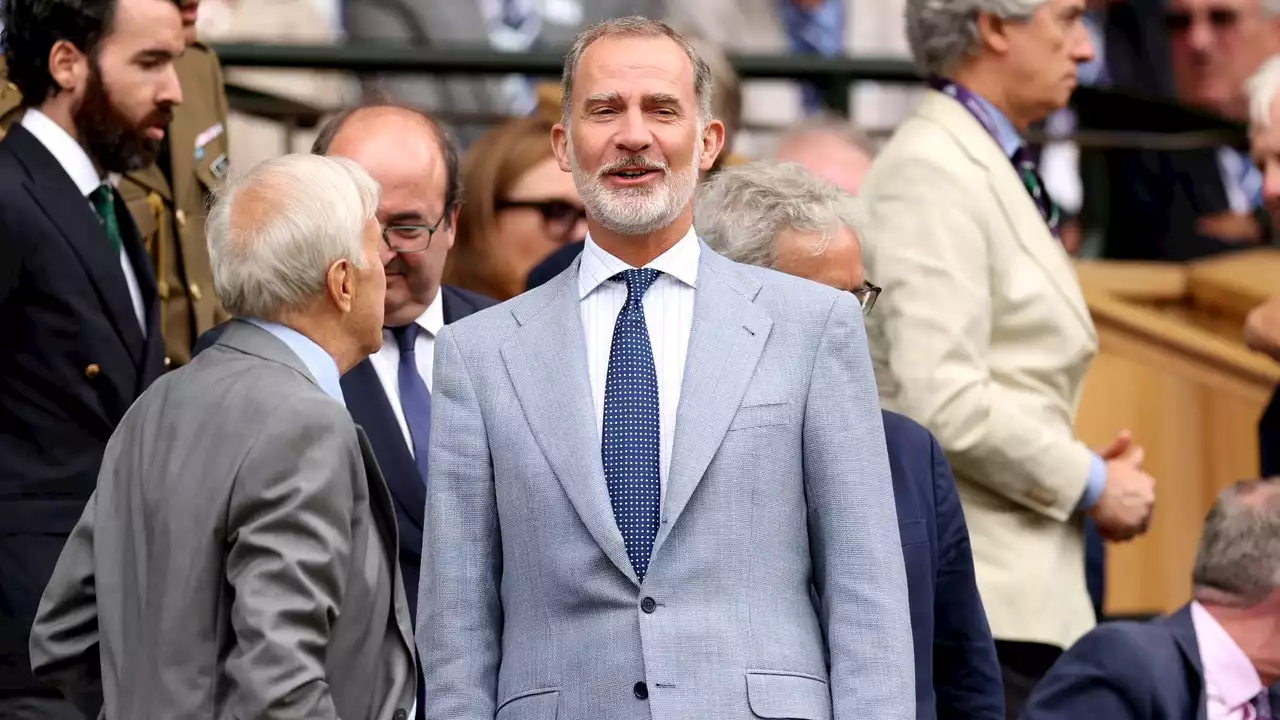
[496,199,587,238]
[1164,7,1240,33]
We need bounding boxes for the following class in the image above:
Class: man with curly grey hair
[859,1,1157,716]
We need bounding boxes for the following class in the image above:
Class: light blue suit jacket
[418,244,914,719]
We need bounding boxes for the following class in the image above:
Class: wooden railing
[1074,249,1279,615]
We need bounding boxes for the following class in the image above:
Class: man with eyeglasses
[696,160,1006,720]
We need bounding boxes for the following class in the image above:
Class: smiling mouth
[609,167,660,181]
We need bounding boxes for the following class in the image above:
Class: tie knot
[90,184,113,211]
[611,268,662,305]
[1253,691,1274,720]
[390,323,420,356]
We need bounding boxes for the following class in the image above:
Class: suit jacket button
[633,681,648,700]
[189,283,203,301]
[175,209,187,229]
[392,710,407,720]
[84,363,101,379]
[641,596,656,613]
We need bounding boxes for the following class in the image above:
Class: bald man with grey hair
[861,1,1154,716]
[698,160,1006,719]
[29,154,419,720]
[1023,477,1280,720]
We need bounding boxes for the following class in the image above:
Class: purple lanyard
[927,76,1006,151]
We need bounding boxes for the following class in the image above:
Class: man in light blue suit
[417,16,915,720]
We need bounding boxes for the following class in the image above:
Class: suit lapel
[501,263,639,585]
[653,249,772,557]
[920,92,1095,340]
[356,425,416,658]
[121,164,172,202]
[11,126,149,365]
[1166,605,1208,720]
[343,361,425,533]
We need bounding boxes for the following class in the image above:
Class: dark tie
[602,268,662,582]
[1012,146,1061,237]
[390,323,431,483]
[1254,691,1274,720]
[89,184,123,253]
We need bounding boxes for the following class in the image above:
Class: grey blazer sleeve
[418,326,501,719]
[29,492,104,719]
[223,402,359,720]
[805,293,915,718]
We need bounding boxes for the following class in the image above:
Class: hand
[1196,211,1262,244]
[1098,429,1132,461]
[1089,446,1156,542]
[1244,295,1280,362]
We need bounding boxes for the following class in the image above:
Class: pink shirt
[1191,601,1267,720]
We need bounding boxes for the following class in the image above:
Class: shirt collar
[20,109,119,196]
[578,226,701,300]
[244,318,346,406]
[1191,601,1266,713]
[420,288,445,336]
[967,92,1025,159]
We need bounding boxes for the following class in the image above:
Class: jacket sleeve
[805,291,916,719]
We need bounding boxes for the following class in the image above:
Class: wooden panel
[1076,281,1279,616]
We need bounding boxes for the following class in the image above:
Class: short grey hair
[206,154,381,321]
[906,0,1050,77]
[1191,478,1280,607]
[560,16,714,125]
[694,160,867,268]
[1247,55,1280,129]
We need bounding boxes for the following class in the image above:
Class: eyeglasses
[496,198,587,239]
[1164,7,1240,33]
[850,280,881,315]
[381,213,446,254]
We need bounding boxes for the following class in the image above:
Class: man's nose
[614,109,653,152]
[158,64,183,107]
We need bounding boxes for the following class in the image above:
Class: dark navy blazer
[1022,604,1280,720]
[193,285,495,624]
[882,410,1005,720]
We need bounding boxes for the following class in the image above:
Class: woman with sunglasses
[445,116,588,300]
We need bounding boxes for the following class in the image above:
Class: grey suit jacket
[29,320,417,720]
[418,245,914,719]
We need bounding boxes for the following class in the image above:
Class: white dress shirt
[367,289,444,457]
[21,109,147,333]
[578,227,699,508]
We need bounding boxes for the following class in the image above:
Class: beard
[73,60,173,174]
[570,134,701,237]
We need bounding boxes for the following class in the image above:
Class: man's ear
[326,259,355,314]
[551,122,572,173]
[698,118,726,173]
[975,11,1013,56]
[47,39,88,95]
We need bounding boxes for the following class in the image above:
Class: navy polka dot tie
[602,268,662,582]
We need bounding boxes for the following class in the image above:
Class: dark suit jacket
[1021,604,1280,719]
[0,123,164,696]
[882,410,1005,720]
[193,285,495,621]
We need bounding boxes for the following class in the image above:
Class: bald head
[773,123,876,196]
[311,103,461,326]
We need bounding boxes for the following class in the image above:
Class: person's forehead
[109,0,183,42]
[1168,0,1250,11]
[575,35,695,97]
